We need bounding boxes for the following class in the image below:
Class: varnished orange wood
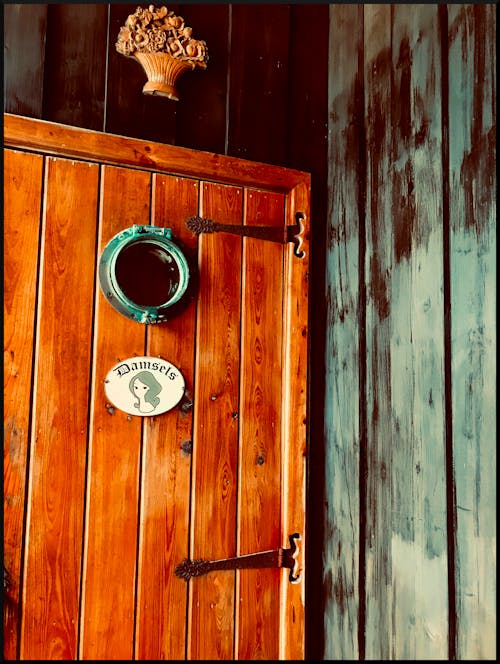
[236,189,285,659]
[280,180,310,660]
[20,157,99,660]
[4,113,309,193]
[188,182,243,660]
[135,174,199,659]
[3,150,44,660]
[5,117,310,660]
[79,166,150,660]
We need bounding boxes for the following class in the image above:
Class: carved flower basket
[134,52,193,101]
[116,6,208,102]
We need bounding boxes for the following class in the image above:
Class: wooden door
[3,114,309,660]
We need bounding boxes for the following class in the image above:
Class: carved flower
[167,15,184,30]
[116,4,208,67]
[155,5,168,19]
[167,36,185,58]
[148,28,167,52]
[185,40,207,62]
[134,31,150,49]
[139,6,154,26]
[116,26,136,56]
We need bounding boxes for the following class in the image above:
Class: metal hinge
[174,532,301,583]
[185,213,306,258]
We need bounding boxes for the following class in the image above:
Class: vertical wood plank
[188,182,243,660]
[236,189,284,660]
[448,4,496,658]
[388,5,448,658]
[286,3,329,176]
[3,150,44,660]
[363,5,394,659]
[134,174,199,660]
[42,4,108,130]
[323,4,363,659]
[3,4,47,118]
[228,5,290,165]
[105,4,178,143]
[280,180,310,660]
[20,157,99,660]
[79,166,150,660]
[175,4,230,154]
[286,7,330,657]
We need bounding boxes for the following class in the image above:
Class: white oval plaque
[104,356,185,416]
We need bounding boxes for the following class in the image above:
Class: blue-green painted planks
[387,6,448,658]
[324,5,363,659]
[363,6,396,658]
[324,3,496,659]
[448,5,496,659]
[363,4,449,658]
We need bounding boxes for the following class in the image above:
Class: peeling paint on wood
[448,4,496,659]
[326,4,452,660]
[363,8,394,657]
[324,5,363,659]
[388,6,450,654]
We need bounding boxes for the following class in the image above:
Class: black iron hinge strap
[185,213,305,258]
[174,532,301,583]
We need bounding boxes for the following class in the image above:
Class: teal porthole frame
[99,225,194,324]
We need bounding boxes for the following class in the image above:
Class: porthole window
[99,225,195,323]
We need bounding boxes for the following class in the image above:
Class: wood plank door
[3,114,309,660]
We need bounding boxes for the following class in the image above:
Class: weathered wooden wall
[3,3,496,660]
[325,4,496,660]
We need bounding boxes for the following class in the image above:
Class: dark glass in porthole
[98,225,197,324]
[115,240,181,307]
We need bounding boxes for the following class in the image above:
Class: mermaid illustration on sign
[129,371,162,413]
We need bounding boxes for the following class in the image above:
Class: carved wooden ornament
[116,4,208,101]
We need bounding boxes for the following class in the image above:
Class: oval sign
[104,356,185,416]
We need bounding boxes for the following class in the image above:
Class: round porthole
[99,225,195,324]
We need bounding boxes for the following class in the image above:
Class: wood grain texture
[447,5,496,659]
[4,113,309,662]
[175,4,230,154]
[42,4,108,130]
[228,4,291,166]
[134,174,199,660]
[3,4,497,658]
[79,166,150,660]
[236,189,284,660]
[3,4,47,118]
[363,6,451,659]
[280,180,310,660]
[363,5,395,659]
[324,5,363,659]
[20,157,99,660]
[287,7,330,657]
[286,3,329,176]
[388,6,448,658]
[4,114,308,193]
[188,182,243,660]
[3,150,44,661]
